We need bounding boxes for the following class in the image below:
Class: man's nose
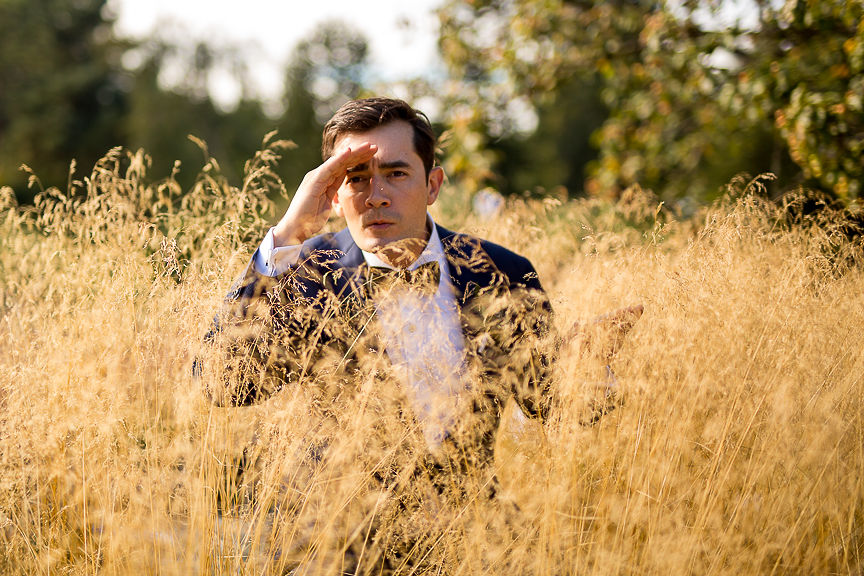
[366,175,391,207]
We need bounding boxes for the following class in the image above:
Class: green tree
[760,0,864,201]
[487,72,608,196]
[437,0,864,204]
[123,39,272,191]
[275,21,370,206]
[0,0,129,200]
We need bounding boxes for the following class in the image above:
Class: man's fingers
[595,304,643,358]
[323,142,377,178]
[308,142,377,202]
[621,304,644,320]
[594,304,643,332]
[614,304,643,330]
[566,304,644,359]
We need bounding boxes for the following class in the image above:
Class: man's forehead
[333,122,419,161]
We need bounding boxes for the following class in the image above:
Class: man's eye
[389,171,407,178]
[347,175,367,184]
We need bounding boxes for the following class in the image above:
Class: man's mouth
[363,219,394,231]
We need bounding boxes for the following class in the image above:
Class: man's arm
[494,249,644,424]
[507,268,558,422]
[198,143,377,406]
[458,246,558,422]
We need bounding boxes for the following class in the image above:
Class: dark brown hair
[321,98,437,177]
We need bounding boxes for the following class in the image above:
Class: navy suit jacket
[208,225,555,437]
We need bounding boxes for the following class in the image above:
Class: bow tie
[366,261,441,297]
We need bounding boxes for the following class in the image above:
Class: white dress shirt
[253,217,467,448]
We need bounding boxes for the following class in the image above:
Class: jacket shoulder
[298,230,343,260]
[440,228,542,290]
[294,228,361,270]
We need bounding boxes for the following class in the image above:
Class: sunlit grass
[1,141,862,574]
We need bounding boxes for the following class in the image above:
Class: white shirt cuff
[253,227,303,277]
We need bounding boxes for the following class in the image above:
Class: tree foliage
[276,21,369,206]
[0,3,370,207]
[0,0,128,200]
[4,0,860,209]
[437,0,864,204]
[123,40,273,192]
[766,0,864,201]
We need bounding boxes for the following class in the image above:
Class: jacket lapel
[325,224,504,311]
[438,225,497,307]
[320,228,368,302]
[324,225,505,363]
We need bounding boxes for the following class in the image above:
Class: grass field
[1,143,862,574]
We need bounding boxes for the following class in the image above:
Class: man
[210,97,555,441]
[204,97,636,572]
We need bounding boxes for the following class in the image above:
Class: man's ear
[331,193,344,218]
[426,166,444,205]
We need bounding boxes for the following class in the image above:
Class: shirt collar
[361,214,444,271]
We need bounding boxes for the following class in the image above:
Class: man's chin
[357,236,391,254]
[362,236,428,267]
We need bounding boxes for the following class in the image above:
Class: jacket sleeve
[458,246,559,423]
[196,254,333,407]
[500,259,558,422]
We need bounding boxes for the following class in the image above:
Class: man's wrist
[272,223,307,248]
[254,228,304,277]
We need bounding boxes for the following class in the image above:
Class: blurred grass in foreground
[1,140,862,574]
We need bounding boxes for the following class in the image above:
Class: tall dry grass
[1,140,862,575]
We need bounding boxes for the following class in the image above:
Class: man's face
[331,121,443,258]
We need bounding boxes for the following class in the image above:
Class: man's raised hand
[272,143,377,247]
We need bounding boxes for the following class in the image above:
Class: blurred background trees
[436,0,863,205]
[1,0,861,208]
[0,0,128,198]
[0,0,368,206]
[276,21,370,197]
